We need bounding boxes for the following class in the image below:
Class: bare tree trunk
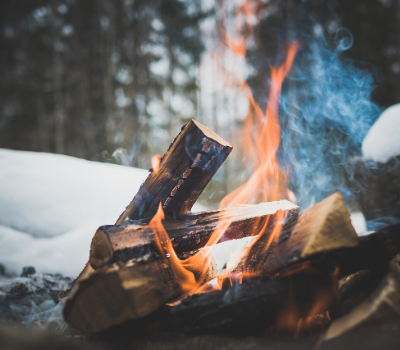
[50,2,65,154]
[101,0,116,147]
[36,88,50,152]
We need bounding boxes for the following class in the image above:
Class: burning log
[63,119,232,298]
[318,254,400,349]
[110,268,338,335]
[330,269,386,321]
[66,201,300,332]
[263,222,400,281]
[225,193,359,280]
[89,200,299,269]
[117,119,232,223]
[64,254,218,334]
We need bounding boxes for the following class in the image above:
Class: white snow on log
[350,212,367,236]
[0,149,206,277]
[362,104,400,162]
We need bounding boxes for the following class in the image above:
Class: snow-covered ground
[0,148,372,279]
[0,149,206,277]
[363,103,400,162]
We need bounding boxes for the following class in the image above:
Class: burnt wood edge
[97,268,337,337]
[271,223,400,279]
[116,120,233,224]
[90,206,300,269]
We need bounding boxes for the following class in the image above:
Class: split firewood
[107,268,338,335]
[64,251,218,334]
[317,254,400,349]
[65,201,300,333]
[258,222,400,282]
[223,192,359,281]
[89,200,299,269]
[117,119,232,224]
[63,119,232,299]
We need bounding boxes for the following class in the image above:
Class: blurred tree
[0,0,209,167]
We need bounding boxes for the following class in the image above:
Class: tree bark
[89,200,299,269]
[116,119,233,224]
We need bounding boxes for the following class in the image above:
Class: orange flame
[220,26,247,56]
[148,43,298,298]
[151,154,161,174]
[220,43,298,208]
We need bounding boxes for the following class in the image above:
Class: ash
[0,267,71,327]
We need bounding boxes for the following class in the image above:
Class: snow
[350,212,367,236]
[362,103,400,162]
[0,148,371,279]
[0,149,206,277]
[209,236,255,274]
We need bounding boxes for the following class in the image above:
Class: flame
[151,154,161,174]
[149,203,228,296]
[150,203,197,293]
[220,42,298,208]
[220,26,247,56]
[148,7,299,299]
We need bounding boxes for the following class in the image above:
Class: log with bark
[102,267,338,336]
[89,200,299,269]
[64,253,218,333]
[104,224,400,337]
[117,119,233,223]
[66,201,300,332]
[63,119,232,297]
[219,192,359,283]
[317,254,400,349]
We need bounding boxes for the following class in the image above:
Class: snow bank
[0,149,150,238]
[362,104,400,162]
[0,149,205,277]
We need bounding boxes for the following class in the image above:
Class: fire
[145,2,334,336]
[148,41,298,297]
[151,154,161,174]
[220,42,298,208]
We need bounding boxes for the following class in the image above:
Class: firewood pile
[60,120,400,348]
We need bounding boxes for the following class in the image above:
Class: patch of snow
[0,149,206,277]
[0,224,95,277]
[0,149,149,238]
[350,212,367,236]
[208,236,255,274]
[362,103,400,162]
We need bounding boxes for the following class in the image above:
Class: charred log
[64,255,217,334]
[318,254,400,348]
[109,268,338,336]
[117,119,232,224]
[89,201,299,269]
[63,120,231,299]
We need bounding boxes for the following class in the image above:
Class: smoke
[278,37,381,208]
[246,2,382,209]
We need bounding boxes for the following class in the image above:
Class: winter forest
[1,0,400,206]
[3,1,400,346]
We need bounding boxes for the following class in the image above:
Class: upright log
[89,200,299,269]
[117,119,232,223]
[63,119,232,298]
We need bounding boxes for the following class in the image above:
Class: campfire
[58,47,400,347]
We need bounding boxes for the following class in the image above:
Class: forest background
[1,0,399,206]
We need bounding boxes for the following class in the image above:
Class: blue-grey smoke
[276,31,382,208]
